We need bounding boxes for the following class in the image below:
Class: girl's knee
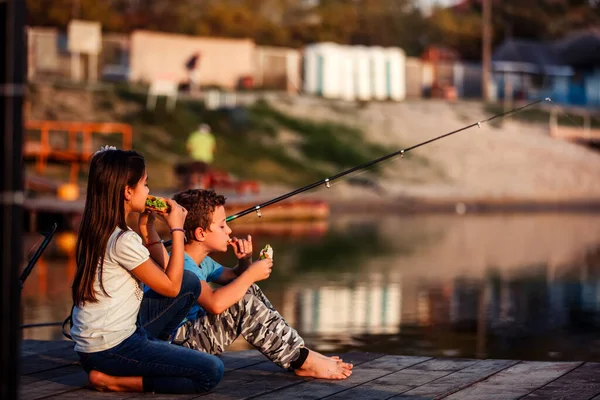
[194,357,224,392]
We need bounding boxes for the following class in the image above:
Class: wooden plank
[45,388,138,399]
[196,352,390,400]
[129,394,201,400]
[323,358,482,400]
[523,362,600,400]
[20,345,80,375]
[443,361,582,400]
[20,339,74,356]
[253,355,432,400]
[19,365,88,400]
[393,359,519,399]
[199,372,307,400]
[219,350,269,371]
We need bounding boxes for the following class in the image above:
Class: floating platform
[19,339,600,399]
[23,194,330,233]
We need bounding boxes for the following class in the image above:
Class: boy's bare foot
[88,370,143,392]
[317,353,353,369]
[294,350,353,380]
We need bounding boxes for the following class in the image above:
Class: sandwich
[259,244,273,260]
[145,195,170,213]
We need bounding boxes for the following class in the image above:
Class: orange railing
[24,121,133,182]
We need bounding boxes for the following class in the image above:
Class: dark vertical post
[1,0,26,398]
[482,0,492,101]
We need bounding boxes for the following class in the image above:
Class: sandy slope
[270,96,600,202]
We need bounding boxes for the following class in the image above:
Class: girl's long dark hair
[72,149,145,306]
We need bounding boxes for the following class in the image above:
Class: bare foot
[294,350,353,380]
[317,353,353,369]
[88,370,143,392]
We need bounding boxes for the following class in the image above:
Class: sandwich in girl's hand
[145,195,170,213]
[259,244,273,260]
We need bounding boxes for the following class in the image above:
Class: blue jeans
[78,271,224,394]
[138,270,199,341]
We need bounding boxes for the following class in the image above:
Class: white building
[303,42,407,102]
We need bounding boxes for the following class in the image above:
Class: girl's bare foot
[88,370,143,392]
[294,350,353,380]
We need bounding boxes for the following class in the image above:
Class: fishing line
[226,99,549,221]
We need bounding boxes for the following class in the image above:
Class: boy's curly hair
[172,189,227,241]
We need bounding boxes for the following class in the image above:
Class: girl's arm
[131,200,187,297]
[137,212,168,270]
[131,230,185,297]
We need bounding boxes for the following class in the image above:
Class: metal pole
[1,0,26,398]
[482,0,492,101]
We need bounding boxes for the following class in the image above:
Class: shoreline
[327,197,600,216]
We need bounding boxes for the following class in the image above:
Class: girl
[70,146,224,394]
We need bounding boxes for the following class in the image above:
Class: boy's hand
[230,235,253,262]
[247,258,273,283]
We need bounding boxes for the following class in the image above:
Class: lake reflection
[20,212,600,361]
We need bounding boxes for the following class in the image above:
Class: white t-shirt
[71,227,150,353]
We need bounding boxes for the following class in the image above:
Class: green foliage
[429,0,600,60]
[112,89,390,187]
[250,100,391,171]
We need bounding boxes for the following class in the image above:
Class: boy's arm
[197,274,255,314]
[227,235,253,279]
[198,258,273,314]
[212,255,252,285]
[213,267,238,285]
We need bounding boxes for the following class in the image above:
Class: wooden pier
[20,339,600,399]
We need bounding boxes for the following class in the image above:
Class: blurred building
[303,43,407,102]
[492,29,600,107]
[26,25,302,93]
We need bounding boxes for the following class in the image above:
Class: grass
[250,99,393,172]
[110,90,396,188]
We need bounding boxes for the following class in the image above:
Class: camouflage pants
[172,284,305,370]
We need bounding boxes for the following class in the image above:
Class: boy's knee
[181,270,201,298]
[248,283,261,294]
[241,291,256,306]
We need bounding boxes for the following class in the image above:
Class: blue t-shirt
[182,253,224,323]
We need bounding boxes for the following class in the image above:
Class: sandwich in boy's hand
[145,195,170,213]
[259,244,273,260]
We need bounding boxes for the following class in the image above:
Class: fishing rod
[168,97,550,248]
[20,223,64,329]
[20,223,58,290]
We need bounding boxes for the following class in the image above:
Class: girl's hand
[229,235,253,261]
[164,199,188,231]
[138,211,156,236]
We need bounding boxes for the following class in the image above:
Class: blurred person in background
[185,51,201,94]
[175,123,216,189]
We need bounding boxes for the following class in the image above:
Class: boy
[171,189,353,380]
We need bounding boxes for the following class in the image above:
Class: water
[20,212,600,362]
